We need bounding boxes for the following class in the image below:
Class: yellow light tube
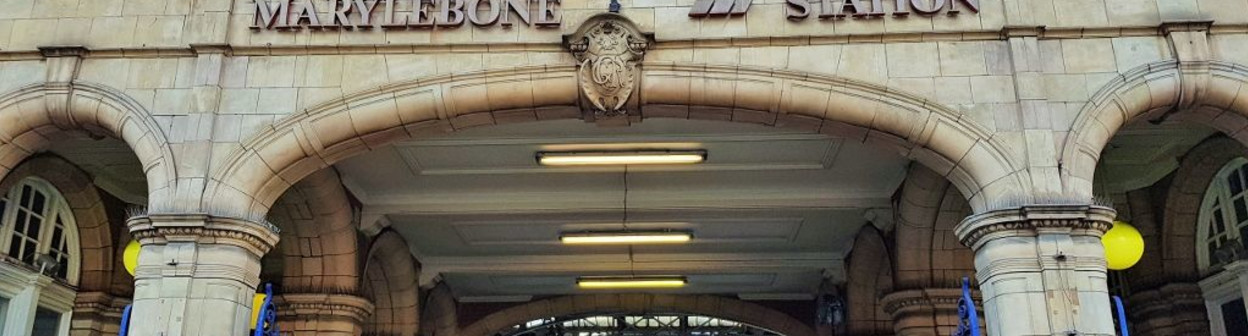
[537,151,706,166]
[560,232,692,245]
[577,277,687,289]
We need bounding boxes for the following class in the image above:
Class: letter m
[688,0,752,17]
[252,0,289,29]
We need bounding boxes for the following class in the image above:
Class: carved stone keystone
[564,13,651,126]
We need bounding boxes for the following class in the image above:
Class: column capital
[273,291,369,327]
[955,204,1116,250]
[127,213,282,256]
[881,288,980,335]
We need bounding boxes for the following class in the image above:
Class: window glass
[1221,298,1248,336]
[1199,159,1248,271]
[31,307,60,336]
[1,179,77,282]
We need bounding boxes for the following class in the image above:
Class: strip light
[577,276,687,289]
[537,150,707,166]
[561,231,693,245]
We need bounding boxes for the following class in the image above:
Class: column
[276,293,374,336]
[125,214,280,336]
[953,205,1116,336]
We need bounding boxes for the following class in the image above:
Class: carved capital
[881,288,972,316]
[277,293,375,325]
[954,204,1116,250]
[127,213,282,257]
[564,13,652,125]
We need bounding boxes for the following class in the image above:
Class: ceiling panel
[332,118,910,298]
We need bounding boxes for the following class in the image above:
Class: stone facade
[3,0,1248,335]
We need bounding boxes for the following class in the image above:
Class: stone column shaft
[126,214,280,336]
[954,205,1116,336]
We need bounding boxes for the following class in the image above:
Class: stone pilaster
[954,204,1116,336]
[125,213,280,336]
[70,292,129,336]
[277,293,375,336]
[1127,283,1209,335]
[882,288,982,336]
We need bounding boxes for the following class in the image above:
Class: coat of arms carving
[564,14,651,124]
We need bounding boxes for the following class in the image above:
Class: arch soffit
[363,230,420,336]
[1061,60,1248,199]
[0,82,177,210]
[458,294,817,336]
[0,155,114,291]
[207,63,1028,221]
[269,168,360,292]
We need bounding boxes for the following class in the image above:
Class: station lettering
[251,0,562,29]
[785,0,979,19]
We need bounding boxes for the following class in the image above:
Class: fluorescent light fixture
[561,231,693,245]
[577,276,687,289]
[537,150,707,166]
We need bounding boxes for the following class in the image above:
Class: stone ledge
[277,293,375,324]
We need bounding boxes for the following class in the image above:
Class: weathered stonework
[3,0,1248,335]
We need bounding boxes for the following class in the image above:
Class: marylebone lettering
[251,0,562,29]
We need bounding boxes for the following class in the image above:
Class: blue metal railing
[254,283,280,336]
[953,277,981,336]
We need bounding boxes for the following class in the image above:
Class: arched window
[1197,158,1248,272]
[0,178,79,283]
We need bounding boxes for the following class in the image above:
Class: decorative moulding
[563,13,653,126]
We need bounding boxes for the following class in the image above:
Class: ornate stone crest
[564,13,651,125]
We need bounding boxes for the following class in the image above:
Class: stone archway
[1060,60,1248,199]
[363,230,420,336]
[458,294,817,336]
[205,63,1028,222]
[268,168,361,293]
[0,154,129,336]
[0,155,117,291]
[1159,136,1247,281]
[0,82,177,211]
[845,226,893,336]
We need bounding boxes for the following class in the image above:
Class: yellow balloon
[123,240,141,276]
[251,293,267,329]
[1102,221,1145,270]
